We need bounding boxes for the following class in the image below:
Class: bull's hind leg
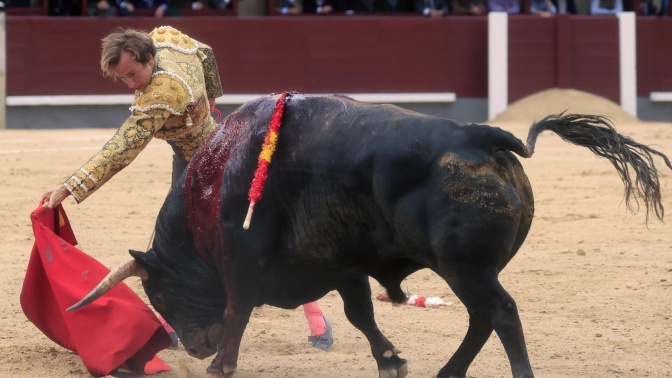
[337,275,408,378]
[439,266,533,378]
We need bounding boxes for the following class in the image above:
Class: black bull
[69,94,671,377]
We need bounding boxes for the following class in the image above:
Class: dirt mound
[492,88,640,124]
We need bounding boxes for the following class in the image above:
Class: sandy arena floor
[1,89,671,377]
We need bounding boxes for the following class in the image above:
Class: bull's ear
[129,249,147,262]
[128,249,152,280]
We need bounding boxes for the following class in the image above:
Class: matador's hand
[42,184,71,209]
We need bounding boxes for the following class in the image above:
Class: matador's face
[112,51,154,94]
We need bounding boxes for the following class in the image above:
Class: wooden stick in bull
[243,91,289,229]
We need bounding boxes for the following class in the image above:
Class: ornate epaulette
[150,26,198,55]
[130,71,194,115]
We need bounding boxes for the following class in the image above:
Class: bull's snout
[181,323,224,360]
[186,346,216,360]
[183,330,216,359]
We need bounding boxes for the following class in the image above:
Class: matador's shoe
[308,316,334,351]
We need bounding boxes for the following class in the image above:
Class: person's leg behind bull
[303,301,333,350]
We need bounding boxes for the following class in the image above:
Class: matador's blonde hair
[100,29,157,79]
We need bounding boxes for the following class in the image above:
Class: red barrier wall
[6,16,669,102]
[637,18,672,96]
[508,14,621,103]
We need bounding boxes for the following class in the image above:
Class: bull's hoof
[379,360,408,378]
[436,369,465,378]
[206,363,236,376]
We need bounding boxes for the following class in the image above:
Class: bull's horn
[66,259,148,312]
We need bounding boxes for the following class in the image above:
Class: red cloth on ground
[20,204,172,376]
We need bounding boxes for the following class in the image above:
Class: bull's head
[67,249,227,360]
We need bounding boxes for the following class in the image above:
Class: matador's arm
[64,109,171,203]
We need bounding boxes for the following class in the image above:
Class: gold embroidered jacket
[64,26,223,203]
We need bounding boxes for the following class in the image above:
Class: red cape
[20,204,172,376]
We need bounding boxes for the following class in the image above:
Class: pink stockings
[302,301,326,336]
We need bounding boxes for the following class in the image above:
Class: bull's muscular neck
[182,111,248,265]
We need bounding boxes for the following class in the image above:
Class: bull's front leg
[207,305,253,376]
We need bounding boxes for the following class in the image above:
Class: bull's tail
[522,113,672,222]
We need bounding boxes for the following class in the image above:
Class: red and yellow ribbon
[244,92,289,229]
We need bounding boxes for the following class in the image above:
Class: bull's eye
[153,294,166,311]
